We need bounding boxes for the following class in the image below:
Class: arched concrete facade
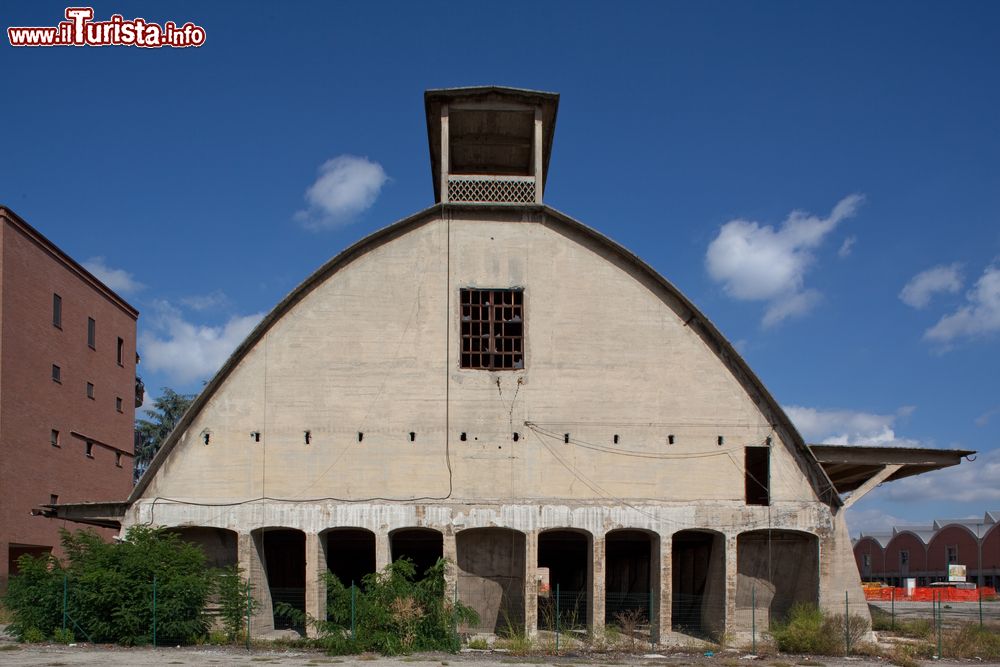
[736,529,819,628]
[121,206,863,640]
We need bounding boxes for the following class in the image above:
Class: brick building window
[50,429,60,447]
[50,494,59,505]
[115,452,123,467]
[117,337,124,365]
[86,382,95,399]
[87,317,96,349]
[862,554,872,568]
[946,545,958,564]
[460,288,524,370]
[53,293,62,328]
[900,550,909,567]
[52,364,62,383]
[116,396,123,413]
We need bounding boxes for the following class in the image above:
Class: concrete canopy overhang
[34,501,127,529]
[808,444,975,495]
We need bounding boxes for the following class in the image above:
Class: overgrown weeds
[277,557,478,656]
[769,603,869,655]
[869,607,931,639]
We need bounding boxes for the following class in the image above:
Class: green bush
[216,564,254,642]
[3,526,214,645]
[282,557,479,655]
[770,603,870,655]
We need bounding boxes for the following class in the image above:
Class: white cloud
[924,263,1000,343]
[139,302,264,385]
[180,290,230,312]
[785,404,921,447]
[880,449,1000,503]
[845,507,905,536]
[294,155,388,230]
[83,256,144,294]
[762,289,821,328]
[899,263,963,309]
[975,407,1000,427]
[838,235,857,258]
[705,194,864,327]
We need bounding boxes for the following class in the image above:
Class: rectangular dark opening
[460,288,524,370]
[117,337,124,365]
[745,446,770,506]
[52,364,61,383]
[53,293,62,328]
[87,317,96,349]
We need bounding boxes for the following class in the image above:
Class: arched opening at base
[737,530,818,627]
[390,528,443,580]
[605,529,657,640]
[325,528,377,589]
[457,528,526,634]
[255,528,306,633]
[537,529,591,632]
[168,527,238,569]
[672,530,725,637]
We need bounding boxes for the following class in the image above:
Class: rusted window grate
[460,288,524,370]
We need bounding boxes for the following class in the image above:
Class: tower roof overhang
[425,86,559,202]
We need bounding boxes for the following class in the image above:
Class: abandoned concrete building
[46,87,973,641]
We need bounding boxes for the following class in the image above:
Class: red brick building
[854,512,1000,588]
[0,206,138,589]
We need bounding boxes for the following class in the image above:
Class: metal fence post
[63,574,68,641]
[844,591,850,655]
[936,590,942,658]
[979,585,983,628]
[152,574,157,648]
[751,586,757,655]
[555,583,561,652]
[891,587,895,630]
[352,581,357,640]
[245,578,251,651]
[649,586,654,650]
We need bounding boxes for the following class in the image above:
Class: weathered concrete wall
[140,211,819,508]
[125,208,862,640]
[736,530,818,628]
[457,528,525,634]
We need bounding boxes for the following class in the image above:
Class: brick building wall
[0,207,138,590]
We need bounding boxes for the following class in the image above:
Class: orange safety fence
[864,586,998,602]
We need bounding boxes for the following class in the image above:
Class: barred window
[460,288,524,370]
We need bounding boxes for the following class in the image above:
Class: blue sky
[3,1,998,534]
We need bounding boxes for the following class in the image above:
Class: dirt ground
[0,643,909,667]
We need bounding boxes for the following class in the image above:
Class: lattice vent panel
[448,177,536,204]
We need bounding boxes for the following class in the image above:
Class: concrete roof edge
[128,201,840,509]
[128,203,444,503]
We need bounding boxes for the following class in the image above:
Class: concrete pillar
[304,533,327,637]
[376,530,391,572]
[442,528,458,603]
[524,530,539,638]
[724,533,738,636]
[654,532,671,644]
[239,531,274,636]
[589,532,606,636]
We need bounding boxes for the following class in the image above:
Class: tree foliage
[134,387,195,481]
[4,526,214,645]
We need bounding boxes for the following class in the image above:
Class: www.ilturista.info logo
[7,7,206,48]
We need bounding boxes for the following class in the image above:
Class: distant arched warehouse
[47,87,972,642]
